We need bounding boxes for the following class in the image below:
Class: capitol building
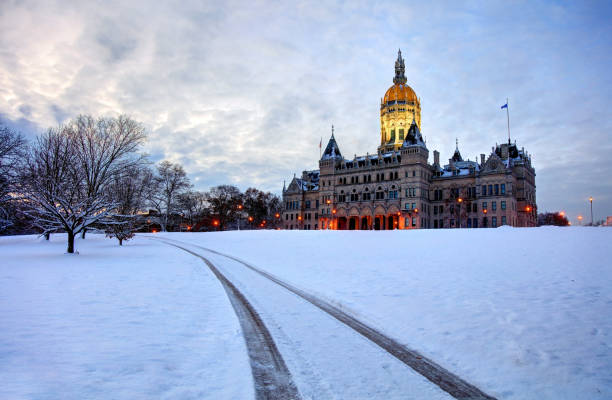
[282,51,537,230]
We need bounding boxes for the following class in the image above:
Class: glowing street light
[578,215,583,225]
[589,197,594,225]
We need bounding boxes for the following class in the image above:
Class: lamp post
[457,197,463,228]
[589,196,593,226]
[577,215,583,225]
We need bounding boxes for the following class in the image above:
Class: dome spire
[393,49,407,85]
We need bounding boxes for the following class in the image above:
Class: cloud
[0,0,610,221]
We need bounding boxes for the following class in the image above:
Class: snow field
[0,234,253,400]
[169,227,612,400]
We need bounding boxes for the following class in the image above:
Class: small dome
[383,83,419,104]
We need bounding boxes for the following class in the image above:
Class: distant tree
[178,190,207,228]
[242,187,282,228]
[0,123,26,232]
[105,165,153,245]
[20,115,147,253]
[205,185,242,230]
[537,212,569,226]
[148,161,191,232]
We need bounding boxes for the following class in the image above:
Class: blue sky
[1,0,611,223]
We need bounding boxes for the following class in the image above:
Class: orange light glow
[397,211,401,216]
[213,220,219,226]
[238,204,243,210]
[589,197,593,202]
[275,213,280,218]
[248,216,253,222]
[332,209,337,214]
[326,199,331,204]
[414,208,418,213]
[152,229,157,233]
[187,226,191,230]
[483,209,488,214]
[559,211,565,217]
[578,215,583,220]
[457,198,463,203]
[298,216,302,221]
[526,206,531,212]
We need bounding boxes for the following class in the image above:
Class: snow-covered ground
[0,234,253,400]
[1,227,611,399]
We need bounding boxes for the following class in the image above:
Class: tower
[379,50,421,153]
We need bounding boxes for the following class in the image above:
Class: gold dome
[383,83,419,105]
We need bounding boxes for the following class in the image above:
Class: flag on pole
[319,137,322,149]
[501,103,508,109]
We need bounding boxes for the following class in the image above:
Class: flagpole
[506,97,510,144]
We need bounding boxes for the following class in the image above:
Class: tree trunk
[119,238,123,246]
[81,229,86,239]
[67,231,75,254]
[44,232,50,241]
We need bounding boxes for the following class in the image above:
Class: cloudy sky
[1,0,611,223]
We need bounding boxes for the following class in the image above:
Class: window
[492,216,497,227]
[488,185,493,196]
[501,201,506,210]
[434,220,438,228]
[433,206,438,215]
[467,218,472,228]
[495,184,499,195]
[390,129,395,141]
[473,218,478,228]
[501,216,507,225]
[501,184,506,194]
[492,201,497,211]
[399,129,404,140]
[483,202,488,210]
[482,185,486,196]
[412,217,417,227]
[305,200,311,209]
[413,170,416,177]
[389,190,398,199]
[472,203,477,212]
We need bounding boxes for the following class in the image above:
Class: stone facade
[282,52,537,230]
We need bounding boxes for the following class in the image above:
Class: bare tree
[68,115,146,238]
[178,190,207,228]
[149,161,191,232]
[0,123,26,231]
[20,115,147,253]
[205,185,242,230]
[105,165,154,245]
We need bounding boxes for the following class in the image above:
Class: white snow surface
[1,227,611,399]
[0,234,253,400]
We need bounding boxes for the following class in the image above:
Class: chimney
[480,153,486,165]
[449,158,455,170]
[434,150,440,166]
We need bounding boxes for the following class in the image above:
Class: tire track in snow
[161,241,301,400]
[162,237,496,400]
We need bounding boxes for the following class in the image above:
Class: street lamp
[578,215,583,225]
[589,197,593,226]
[457,198,463,228]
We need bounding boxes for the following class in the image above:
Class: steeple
[393,49,407,85]
[452,138,463,162]
[321,125,342,160]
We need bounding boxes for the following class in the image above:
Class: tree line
[0,116,281,253]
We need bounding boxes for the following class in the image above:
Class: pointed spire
[393,49,407,85]
[321,126,342,160]
[452,138,463,162]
